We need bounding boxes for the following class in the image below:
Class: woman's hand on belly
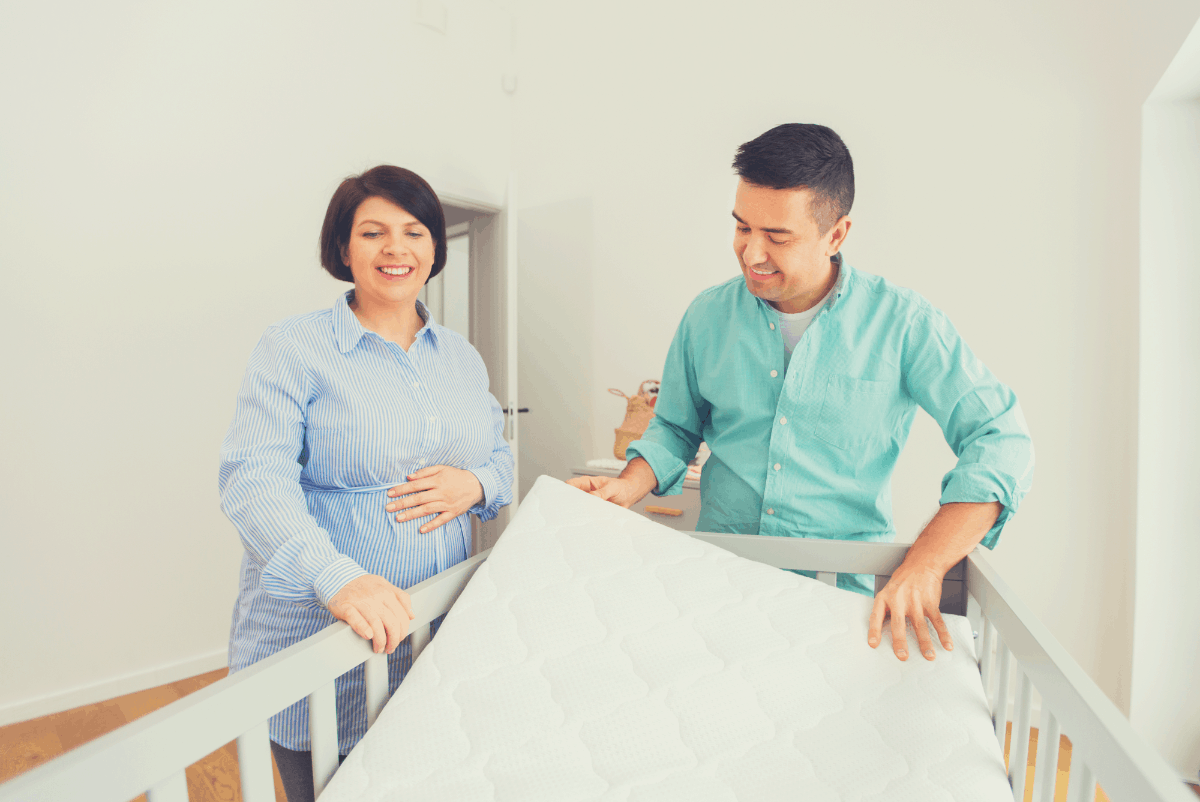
[386,465,485,533]
[328,575,416,655]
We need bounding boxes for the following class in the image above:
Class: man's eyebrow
[731,211,792,235]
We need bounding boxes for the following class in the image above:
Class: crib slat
[236,721,274,802]
[146,769,188,802]
[1066,745,1096,802]
[309,681,339,798]
[409,622,432,662]
[1010,669,1034,799]
[979,618,996,688]
[994,638,1013,748]
[815,571,837,587]
[364,651,389,728]
[1032,707,1062,802]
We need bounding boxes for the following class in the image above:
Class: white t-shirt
[777,283,835,367]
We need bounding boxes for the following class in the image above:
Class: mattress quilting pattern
[320,476,1011,801]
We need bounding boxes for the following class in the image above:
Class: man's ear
[826,216,852,256]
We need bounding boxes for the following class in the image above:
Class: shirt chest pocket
[813,374,893,450]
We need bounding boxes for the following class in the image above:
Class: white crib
[0,535,1191,802]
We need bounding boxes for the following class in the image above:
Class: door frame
[437,183,518,554]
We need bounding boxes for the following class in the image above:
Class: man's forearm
[618,456,660,506]
[904,501,1003,576]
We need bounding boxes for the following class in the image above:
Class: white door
[441,177,519,551]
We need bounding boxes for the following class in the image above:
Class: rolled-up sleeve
[626,305,708,497]
[219,327,366,608]
[902,306,1035,549]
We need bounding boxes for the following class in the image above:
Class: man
[569,123,1034,663]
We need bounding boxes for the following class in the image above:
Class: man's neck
[771,258,840,315]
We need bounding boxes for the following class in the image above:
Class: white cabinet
[569,467,702,532]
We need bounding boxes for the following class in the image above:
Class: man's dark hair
[732,124,854,234]
[319,165,448,283]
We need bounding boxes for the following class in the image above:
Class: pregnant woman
[219,165,513,802]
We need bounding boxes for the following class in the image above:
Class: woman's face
[342,195,437,308]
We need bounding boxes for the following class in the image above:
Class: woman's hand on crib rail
[386,465,485,533]
[328,575,416,655]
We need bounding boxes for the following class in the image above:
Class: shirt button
[773,463,781,471]
[779,416,787,425]
[413,381,420,388]
[770,370,778,378]
[769,322,776,330]
[767,508,774,515]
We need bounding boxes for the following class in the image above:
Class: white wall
[1133,16,1200,779]
[0,0,515,723]
[511,0,1200,723]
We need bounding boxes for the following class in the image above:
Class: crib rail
[4,536,1191,802]
[0,550,489,802]
[966,547,1193,802]
[689,534,968,614]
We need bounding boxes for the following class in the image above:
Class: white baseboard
[0,648,228,728]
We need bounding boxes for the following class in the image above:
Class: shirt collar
[824,252,851,310]
[331,290,439,354]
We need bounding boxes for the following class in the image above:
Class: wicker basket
[609,380,660,459]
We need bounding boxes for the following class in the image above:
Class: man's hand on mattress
[568,458,659,508]
[328,575,416,655]
[867,561,954,662]
[566,475,640,508]
[385,466,485,533]
[867,501,999,661]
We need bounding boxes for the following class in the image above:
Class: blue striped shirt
[219,291,513,752]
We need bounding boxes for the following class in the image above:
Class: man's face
[732,180,850,313]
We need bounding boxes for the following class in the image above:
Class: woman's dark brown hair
[319,165,448,283]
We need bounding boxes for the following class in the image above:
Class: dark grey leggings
[269,741,346,802]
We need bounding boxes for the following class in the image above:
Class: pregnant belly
[306,486,469,584]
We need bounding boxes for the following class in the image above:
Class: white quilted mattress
[321,476,1011,801]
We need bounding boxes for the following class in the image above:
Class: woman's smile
[377,264,414,279]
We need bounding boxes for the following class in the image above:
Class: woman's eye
[406,232,423,238]
[363,231,382,238]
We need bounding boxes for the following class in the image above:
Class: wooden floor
[2,673,1198,802]
[0,669,286,802]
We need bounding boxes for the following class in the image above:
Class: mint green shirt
[626,258,1035,596]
